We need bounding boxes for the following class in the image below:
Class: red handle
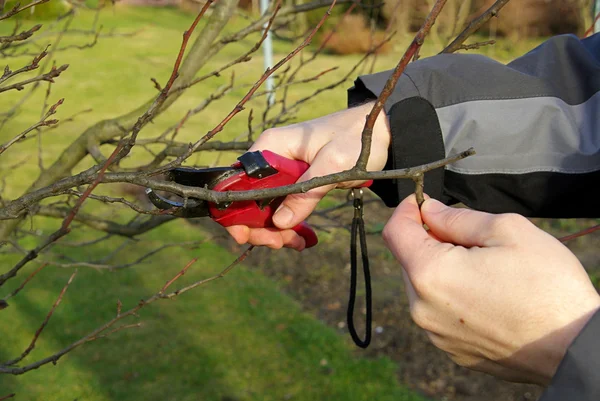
[209,150,372,249]
[292,221,318,249]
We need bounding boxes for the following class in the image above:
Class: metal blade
[146,165,242,217]
[145,188,210,218]
[168,166,239,188]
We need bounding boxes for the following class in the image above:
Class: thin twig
[0,24,42,44]
[0,64,69,93]
[0,98,63,156]
[2,263,47,301]
[0,149,475,220]
[559,224,600,243]
[442,0,511,54]
[0,247,253,375]
[0,0,50,21]
[583,12,600,38]
[3,271,77,366]
[414,174,425,208]
[354,0,449,170]
[156,0,337,172]
[456,39,496,51]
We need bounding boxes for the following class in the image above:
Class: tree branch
[354,0,449,170]
[2,271,76,367]
[0,0,50,21]
[0,149,475,220]
[0,98,63,156]
[0,246,252,375]
[441,0,511,54]
[156,0,337,172]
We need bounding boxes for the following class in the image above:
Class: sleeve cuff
[540,309,600,401]
[348,72,447,206]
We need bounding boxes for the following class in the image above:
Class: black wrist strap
[347,188,372,348]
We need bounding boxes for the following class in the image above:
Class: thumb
[421,198,502,248]
[382,195,440,269]
[272,155,336,229]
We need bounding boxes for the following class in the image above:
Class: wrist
[538,298,600,384]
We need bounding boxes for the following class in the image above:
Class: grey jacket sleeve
[539,309,600,401]
[348,33,600,218]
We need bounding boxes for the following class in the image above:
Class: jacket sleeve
[348,33,600,218]
[539,309,600,401]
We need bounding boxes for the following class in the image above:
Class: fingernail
[422,198,445,214]
[274,205,294,227]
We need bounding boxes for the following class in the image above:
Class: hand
[227,101,391,251]
[382,195,600,385]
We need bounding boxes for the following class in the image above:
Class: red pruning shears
[146,150,321,247]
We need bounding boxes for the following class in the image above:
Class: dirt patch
[195,194,599,401]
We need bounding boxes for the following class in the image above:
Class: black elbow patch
[369,97,447,206]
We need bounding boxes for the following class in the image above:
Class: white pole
[595,0,600,33]
[259,0,275,106]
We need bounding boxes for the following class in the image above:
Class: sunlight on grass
[0,5,544,400]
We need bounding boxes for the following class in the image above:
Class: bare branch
[0,229,66,287]
[46,240,217,270]
[0,98,64,156]
[0,247,252,375]
[0,149,475,220]
[157,0,338,172]
[355,0,449,170]
[584,12,600,38]
[0,24,42,44]
[3,271,77,367]
[171,0,282,95]
[414,174,425,208]
[442,0,511,54]
[2,263,47,301]
[455,39,496,51]
[559,224,600,243]
[37,206,175,237]
[0,0,50,21]
[0,63,69,93]
[0,45,50,86]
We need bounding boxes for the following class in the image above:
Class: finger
[226,225,250,245]
[246,227,305,251]
[420,199,501,248]
[272,151,340,228]
[249,124,331,164]
[382,195,442,269]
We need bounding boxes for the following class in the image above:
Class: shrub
[319,14,392,55]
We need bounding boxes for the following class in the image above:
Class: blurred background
[0,0,599,400]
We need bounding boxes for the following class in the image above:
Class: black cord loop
[347,188,372,348]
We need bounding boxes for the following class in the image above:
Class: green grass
[0,5,544,400]
[0,6,437,400]
[0,221,426,401]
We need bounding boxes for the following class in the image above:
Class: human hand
[382,195,600,385]
[227,101,390,251]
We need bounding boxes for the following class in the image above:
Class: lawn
[0,4,432,400]
[0,4,544,400]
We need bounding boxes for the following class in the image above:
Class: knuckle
[490,213,530,236]
[255,128,279,147]
[325,150,351,172]
[409,301,432,331]
[233,235,247,245]
[426,332,447,351]
[448,354,477,368]
[443,207,472,231]
[407,260,437,297]
[382,222,394,245]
